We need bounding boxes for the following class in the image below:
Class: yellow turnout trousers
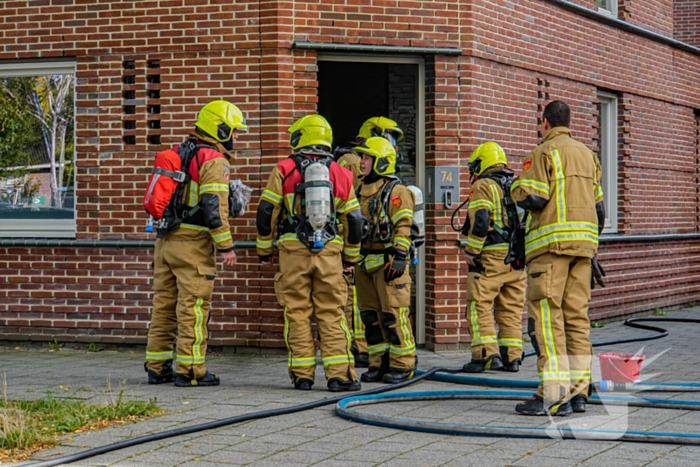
[343,272,368,354]
[275,250,357,383]
[146,236,217,379]
[527,253,593,402]
[466,251,526,362]
[355,265,416,370]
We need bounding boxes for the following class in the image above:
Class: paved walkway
[6,307,700,466]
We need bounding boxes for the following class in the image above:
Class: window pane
[596,93,618,233]
[597,0,615,14]
[0,75,75,223]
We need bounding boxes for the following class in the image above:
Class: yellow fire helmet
[468,141,508,178]
[354,136,397,176]
[357,116,404,149]
[195,100,248,142]
[288,114,333,150]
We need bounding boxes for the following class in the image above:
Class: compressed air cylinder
[407,185,424,236]
[305,162,332,246]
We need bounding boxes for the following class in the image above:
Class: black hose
[26,366,464,467]
[523,316,677,358]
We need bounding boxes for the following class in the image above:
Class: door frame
[316,53,427,345]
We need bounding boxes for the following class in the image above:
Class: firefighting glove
[259,254,272,263]
[384,248,407,282]
[591,255,606,289]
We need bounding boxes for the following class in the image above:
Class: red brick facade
[675,0,700,47]
[1,0,699,352]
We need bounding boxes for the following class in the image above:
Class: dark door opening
[318,59,420,335]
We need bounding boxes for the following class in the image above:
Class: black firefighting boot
[571,395,587,413]
[361,353,389,382]
[382,368,415,384]
[145,359,174,385]
[293,378,314,390]
[351,342,370,368]
[515,395,572,416]
[462,354,504,373]
[327,378,361,392]
[498,347,522,373]
[174,370,220,387]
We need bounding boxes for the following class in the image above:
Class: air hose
[420,317,700,392]
[337,390,700,445]
[25,316,700,466]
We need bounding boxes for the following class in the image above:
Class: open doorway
[317,55,426,344]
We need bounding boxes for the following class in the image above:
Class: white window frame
[598,91,618,234]
[597,0,618,17]
[0,61,77,238]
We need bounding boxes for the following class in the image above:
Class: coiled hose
[25,316,700,466]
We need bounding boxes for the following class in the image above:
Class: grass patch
[0,373,161,462]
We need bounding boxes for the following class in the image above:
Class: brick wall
[674,0,700,47]
[1,0,699,351]
[619,0,675,37]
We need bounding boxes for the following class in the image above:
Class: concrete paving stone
[291,442,353,454]
[119,449,199,464]
[579,458,646,467]
[311,460,376,467]
[375,459,448,467]
[223,440,290,454]
[176,462,242,467]
[418,441,486,453]
[394,448,464,462]
[443,454,521,467]
[332,448,400,463]
[276,425,334,439]
[186,433,252,445]
[243,461,311,467]
[511,454,582,467]
[163,442,227,455]
[318,431,400,445]
[380,430,453,445]
[252,432,322,446]
[264,449,334,463]
[352,440,418,453]
[199,449,269,463]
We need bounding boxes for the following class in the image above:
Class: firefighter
[145,100,246,387]
[256,114,364,392]
[334,117,405,368]
[462,142,527,373]
[354,137,417,384]
[511,101,605,416]
[335,116,404,191]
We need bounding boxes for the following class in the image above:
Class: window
[597,91,618,234]
[596,0,618,17]
[0,61,76,238]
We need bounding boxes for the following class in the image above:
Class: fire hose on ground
[25,316,700,467]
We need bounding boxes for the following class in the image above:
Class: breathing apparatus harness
[359,176,424,269]
[451,168,526,269]
[151,138,217,237]
[279,148,338,254]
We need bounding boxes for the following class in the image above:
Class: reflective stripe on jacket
[358,178,415,272]
[464,168,509,256]
[511,127,604,262]
[169,136,233,252]
[256,152,361,262]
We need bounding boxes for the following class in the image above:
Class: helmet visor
[382,132,398,152]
